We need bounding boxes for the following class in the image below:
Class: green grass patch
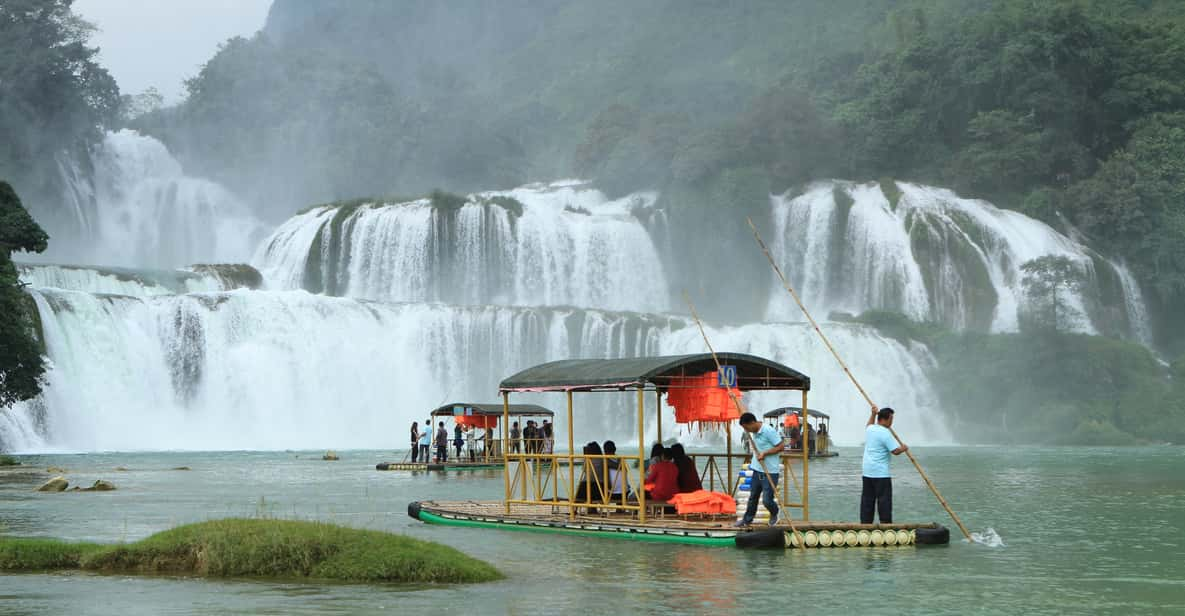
[1,519,501,584]
[0,537,104,571]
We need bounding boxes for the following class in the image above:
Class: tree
[1020,256,1087,333]
[0,0,119,206]
[0,181,49,408]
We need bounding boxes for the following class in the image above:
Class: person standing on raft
[861,406,908,524]
[735,411,785,527]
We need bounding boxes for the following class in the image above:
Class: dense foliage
[817,1,1185,352]
[0,0,119,219]
[0,182,49,409]
[854,310,1184,445]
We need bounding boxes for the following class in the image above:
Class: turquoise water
[2,447,1183,615]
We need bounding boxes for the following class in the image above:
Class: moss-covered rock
[186,264,263,290]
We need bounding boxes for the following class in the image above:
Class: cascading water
[764,181,1152,340]
[15,263,256,296]
[44,130,268,268]
[0,289,681,451]
[4,156,1153,452]
[0,287,940,452]
[254,181,671,312]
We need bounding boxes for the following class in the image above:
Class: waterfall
[765,181,1152,340]
[1,286,942,452]
[42,130,268,269]
[254,181,671,312]
[15,263,257,296]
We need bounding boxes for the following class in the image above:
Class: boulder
[82,480,116,492]
[322,451,339,461]
[171,466,191,471]
[37,476,68,492]
[47,466,67,473]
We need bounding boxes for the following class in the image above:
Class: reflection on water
[0,447,1183,615]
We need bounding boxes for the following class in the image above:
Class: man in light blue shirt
[861,406,908,523]
[735,412,785,527]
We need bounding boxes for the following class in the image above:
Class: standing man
[509,421,521,454]
[435,421,449,463]
[735,412,784,527]
[861,405,908,524]
[418,420,431,463]
[542,419,554,454]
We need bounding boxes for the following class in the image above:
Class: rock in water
[83,480,116,491]
[322,451,339,461]
[37,476,69,492]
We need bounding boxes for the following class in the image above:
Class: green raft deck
[409,500,949,548]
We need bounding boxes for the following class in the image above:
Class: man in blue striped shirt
[735,412,785,527]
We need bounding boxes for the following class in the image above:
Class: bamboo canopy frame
[747,216,974,542]
[497,353,812,524]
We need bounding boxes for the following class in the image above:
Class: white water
[0,288,940,452]
[5,152,1154,452]
[765,181,1152,340]
[47,130,268,268]
[254,181,671,312]
[16,264,232,296]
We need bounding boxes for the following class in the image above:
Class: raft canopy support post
[503,392,511,514]
[637,385,646,523]
[567,390,575,519]
[802,388,809,520]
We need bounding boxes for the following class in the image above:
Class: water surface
[2,447,1182,615]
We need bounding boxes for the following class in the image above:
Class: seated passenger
[669,443,702,493]
[574,441,606,513]
[645,442,663,472]
[603,440,631,501]
[644,446,679,502]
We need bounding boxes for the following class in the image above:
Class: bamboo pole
[503,393,511,514]
[683,293,802,545]
[746,216,973,542]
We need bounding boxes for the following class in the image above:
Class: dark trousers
[411,443,419,462]
[741,471,779,524]
[436,445,447,462]
[418,444,429,461]
[860,476,893,523]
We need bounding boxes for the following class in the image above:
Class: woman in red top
[645,446,679,502]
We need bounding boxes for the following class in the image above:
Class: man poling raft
[747,217,974,543]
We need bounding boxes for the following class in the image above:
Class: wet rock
[47,466,67,473]
[37,476,68,492]
[115,466,129,471]
[322,451,339,461]
[82,480,116,491]
[171,466,191,471]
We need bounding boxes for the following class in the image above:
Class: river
[1,446,1182,614]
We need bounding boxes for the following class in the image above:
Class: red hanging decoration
[665,371,743,430]
[455,414,498,429]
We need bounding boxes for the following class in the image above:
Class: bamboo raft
[409,500,947,548]
[406,353,952,550]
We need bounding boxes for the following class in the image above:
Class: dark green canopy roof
[430,403,554,417]
[763,407,830,420]
[499,353,809,393]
